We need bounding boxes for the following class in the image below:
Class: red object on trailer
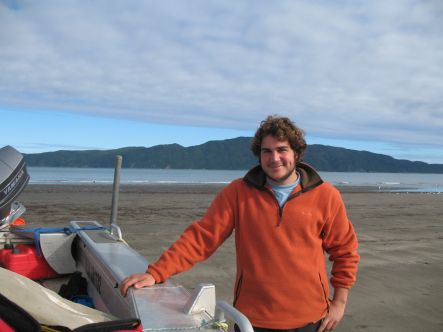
[11,217,26,226]
[0,319,14,332]
[0,244,58,280]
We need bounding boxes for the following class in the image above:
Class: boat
[0,145,253,332]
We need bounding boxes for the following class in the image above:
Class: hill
[23,137,443,173]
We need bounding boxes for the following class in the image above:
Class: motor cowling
[0,146,30,220]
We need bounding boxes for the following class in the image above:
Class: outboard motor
[0,146,30,223]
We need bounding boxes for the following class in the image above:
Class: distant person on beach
[121,115,359,332]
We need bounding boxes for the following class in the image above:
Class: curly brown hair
[251,115,307,162]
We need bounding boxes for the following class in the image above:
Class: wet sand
[18,184,443,332]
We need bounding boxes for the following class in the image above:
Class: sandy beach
[17,184,443,332]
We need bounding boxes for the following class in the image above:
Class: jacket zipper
[233,272,243,307]
[275,190,304,225]
[262,187,283,225]
[318,273,330,312]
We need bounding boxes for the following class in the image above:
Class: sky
[1,0,442,163]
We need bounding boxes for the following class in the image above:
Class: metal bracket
[183,283,216,316]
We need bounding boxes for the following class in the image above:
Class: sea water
[27,167,443,193]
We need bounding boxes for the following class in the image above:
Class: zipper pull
[278,206,283,225]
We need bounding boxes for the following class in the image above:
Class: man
[121,115,359,332]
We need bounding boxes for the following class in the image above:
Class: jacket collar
[243,162,323,193]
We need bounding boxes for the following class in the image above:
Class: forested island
[24,137,443,173]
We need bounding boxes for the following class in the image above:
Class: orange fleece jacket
[147,163,359,329]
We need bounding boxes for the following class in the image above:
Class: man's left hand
[317,300,346,332]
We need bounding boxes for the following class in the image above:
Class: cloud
[1,0,442,150]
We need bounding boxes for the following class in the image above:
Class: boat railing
[216,300,254,332]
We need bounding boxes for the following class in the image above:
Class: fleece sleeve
[147,183,237,283]
[321,189,359,289]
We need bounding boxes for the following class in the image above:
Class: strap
[14,225,106,256]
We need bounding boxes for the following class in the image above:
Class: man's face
[260,135,298,185]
